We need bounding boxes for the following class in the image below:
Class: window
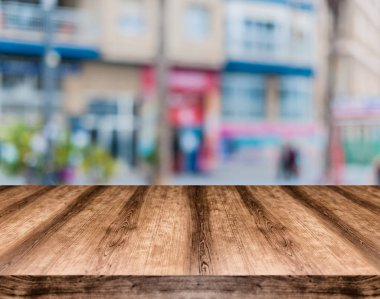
[84,97,137,165]
[222,74,266,121]
[184,5,210,40]
[291,15,314,63]
[243,19,277,54]
[119,0,145,35]
[2,74,33,90]
[227,15,286,61]
[280,77,313,120]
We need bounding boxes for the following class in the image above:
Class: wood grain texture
[186,186,214,275]
[0,276,379,299]
[0,186,379,277]
[282,186,380,269]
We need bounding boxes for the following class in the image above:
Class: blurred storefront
[328,0,380,184]
[334,97,380,166]
[0,0,99,124]
[1,0,342,184]
[63,62,140,167]
[141,67,220,174]
[220,0,326,182]
[71,0,225,174]
[0,55,81,124]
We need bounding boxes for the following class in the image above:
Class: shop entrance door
[75,96,137,168]
[169,92,205,173]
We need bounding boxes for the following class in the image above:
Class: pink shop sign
[221,123,324,138]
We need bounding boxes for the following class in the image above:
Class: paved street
[1,163,375,186]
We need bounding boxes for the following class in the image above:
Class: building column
[266,75,279,122]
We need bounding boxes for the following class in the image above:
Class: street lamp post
[42,0,60,185]
[153,0,171,184]
[324,0,345,183]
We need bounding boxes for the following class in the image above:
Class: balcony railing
[0,88,63,127]
[0,2,99,48]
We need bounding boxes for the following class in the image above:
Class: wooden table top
[0,185,379,276]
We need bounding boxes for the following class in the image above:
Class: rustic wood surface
[0,276,379,298]
[0,186,379,276]
[0,186,380,298]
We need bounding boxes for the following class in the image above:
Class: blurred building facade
[53,0,225,173]
[0,0,99,124]
[62,0,154,168]
[332,0,380,177]
[140,0,224,174]
[221,0,328,182]
[0,0,336,182]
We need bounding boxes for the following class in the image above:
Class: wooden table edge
[0,276,379,298]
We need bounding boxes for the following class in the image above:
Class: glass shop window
[280,77,313,121]
[81,98,137,166]
[222,74,266,121]
[1,73,38,90]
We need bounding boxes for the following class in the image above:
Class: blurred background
[0,0,379,185]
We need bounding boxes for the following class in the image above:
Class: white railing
[0,2,99,47]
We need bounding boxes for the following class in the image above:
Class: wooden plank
[0,186,90,258]
[329,186,380,214]
[282,186,380,269]
[0,186,48,215]
[186,186,214,275]
[137,186,190,275]
[0,186,105,274]
[107,186,189,275]
[247,186,378,274]
[1,187,139,275]
[211,186,312,275]
[0,276,379,299]
[328,186,380,217]
[202,186,255,275]
[354,186,380,205]
[0,186,378,276]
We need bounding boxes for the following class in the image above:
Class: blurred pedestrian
[279,143,299,180]
[179,128,201,173]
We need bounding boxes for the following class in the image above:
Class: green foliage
[82,146,117,183]
[54,131,76,170]
[0,122,117,183]
[0,123,36,175]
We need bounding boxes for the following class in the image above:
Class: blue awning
[0,59,81,75]
[239,0,315,12]
[224,61,315,77]
[0,39,100,60]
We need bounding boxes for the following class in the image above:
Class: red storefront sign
[169,94,204,127]
[141,67,219,94]
[140,67,221,172]
[142,67,219,128]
